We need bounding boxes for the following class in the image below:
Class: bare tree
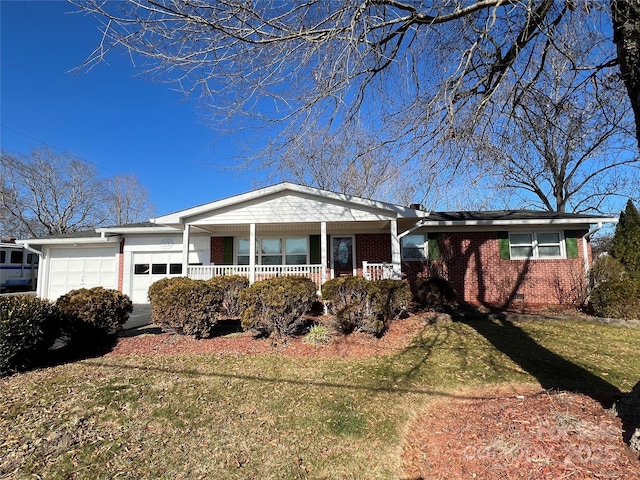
[470,24,640,214]
[0,148,155,238]
[263,123,407,200]
[1,148,106,237]
[68,4,613,136]
[70,1,640,206]
[103,173,156,225]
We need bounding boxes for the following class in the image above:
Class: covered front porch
[148,183,429,291]
[179,220,404,288]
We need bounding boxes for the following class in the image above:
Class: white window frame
[237,236,309,265]
[401,233,428,261]
[509,231,564,259]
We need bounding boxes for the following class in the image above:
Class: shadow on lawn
[39,333,119,370]
[453,307,622,404]
[450,306,640,449]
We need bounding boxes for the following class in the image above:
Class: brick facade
[208,231,592,307]
[210,237,226,265]
[117,239,125,292]
[355,233,392,277]
[404,231,591,307]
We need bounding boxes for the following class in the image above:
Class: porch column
[249,223,256,283]
[320,221,327,283]
[390,219,402,279]
[182,224,190,275]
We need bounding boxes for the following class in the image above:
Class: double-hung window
[401,233,428,261]
[509,232,562,259]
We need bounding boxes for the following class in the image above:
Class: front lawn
[2,317,639,479]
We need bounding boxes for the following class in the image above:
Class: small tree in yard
[589,199,640,320]
[610,199,640,279]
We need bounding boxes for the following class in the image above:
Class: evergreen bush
[374,279,412,321]
[412,277,457,310]
[589,278,640,320]
[147,276,185,301]
[207,275,250,318]
[56,287,133,336]
[321,276,385,335]
[149,278,221,338]
[610,199,640,279]
[240,276,317,340]
[0,295,62,375]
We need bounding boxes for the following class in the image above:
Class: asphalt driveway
[123,304,152,330]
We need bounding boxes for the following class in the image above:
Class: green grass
[2,317,639,479]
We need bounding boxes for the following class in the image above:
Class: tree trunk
[612,0,640,146]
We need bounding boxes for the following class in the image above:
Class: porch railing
[362,261,395,281]
[187,264,325,287]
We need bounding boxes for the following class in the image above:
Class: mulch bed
[402,388,640,479]
[108,314,429,359]
[107,314,640,479]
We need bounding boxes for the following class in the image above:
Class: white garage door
[48,246,118,300]
[130,251,184,303]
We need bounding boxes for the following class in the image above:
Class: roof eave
[96,225,179,234]
[419,217,619,227]
[15,236,121,246]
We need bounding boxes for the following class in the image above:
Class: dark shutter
[428,233,440,260]
[565,230,579,259]
[309,235,321,264]
[498,231,510,260]
[223,237,234,264]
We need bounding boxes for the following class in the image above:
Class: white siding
[188,192,396,226]
[123,234,210,263]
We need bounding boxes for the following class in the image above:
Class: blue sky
[1,0,253,215]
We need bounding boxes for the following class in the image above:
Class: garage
[47,246,118,300]
[130,251,184,303]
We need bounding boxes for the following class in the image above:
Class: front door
[332,236,354,277]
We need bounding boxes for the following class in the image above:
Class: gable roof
[151,182,430,227]
[16,185,620,245]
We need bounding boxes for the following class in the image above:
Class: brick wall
[210,237,226,265]
[207,230,590,307]
[118,239,125,292]
[403,230,590,308]
[355,233,391,272]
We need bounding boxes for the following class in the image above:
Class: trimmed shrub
[321,277,385,335]
[149,278,221,338]
[56,287,133,337]
[147,276,186,301]
[1,295,62,375]
[589,278,640,320]
[374,279,412,321]
[240,276,317,340]
[412,277,457,310]
[207,275,250,318]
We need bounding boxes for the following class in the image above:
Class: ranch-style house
[18,182,618,307]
